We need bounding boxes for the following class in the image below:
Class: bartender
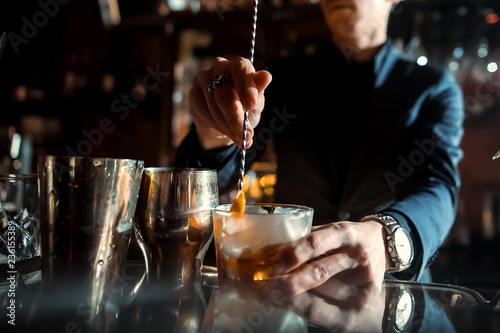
[176,0,464,295]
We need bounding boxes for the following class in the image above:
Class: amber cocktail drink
[214,204,313,288]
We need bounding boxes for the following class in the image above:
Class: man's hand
[263,221,388,296]
[284,276,386,332]
[189,57,272,149]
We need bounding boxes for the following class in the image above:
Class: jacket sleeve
[175,122,273,196]
[175,126,241,195]
[382,69,465,281]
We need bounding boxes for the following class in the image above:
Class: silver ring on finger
[208,74,232,94]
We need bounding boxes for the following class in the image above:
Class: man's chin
[325,16,356,37]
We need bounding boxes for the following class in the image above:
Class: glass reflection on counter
[201,277,470,333]
[4,263,500,332]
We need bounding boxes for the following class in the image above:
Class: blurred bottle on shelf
[481,188,500,241]
[0,115,65,175]
[0,124,33,175]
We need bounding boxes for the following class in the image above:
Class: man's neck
[331,35,387,63]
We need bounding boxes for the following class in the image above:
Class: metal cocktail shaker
[37,155,144,323]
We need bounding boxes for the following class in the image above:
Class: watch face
[393,228,413,265]
[395,289,414,331]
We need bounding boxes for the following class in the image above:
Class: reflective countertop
[1,261,499,333]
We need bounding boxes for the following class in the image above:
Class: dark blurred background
[0,0,499,298]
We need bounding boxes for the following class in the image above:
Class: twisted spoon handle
[238,0,259,193]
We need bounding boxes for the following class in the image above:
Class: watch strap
[360,214,412,273]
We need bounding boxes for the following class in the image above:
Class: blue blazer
[176,40,465,281]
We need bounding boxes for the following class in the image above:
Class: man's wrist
[361,214,414,273]
[364,220,392,271]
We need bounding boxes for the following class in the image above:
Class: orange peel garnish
[229,190,246,215]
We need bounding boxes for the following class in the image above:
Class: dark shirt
[176,40,465,281]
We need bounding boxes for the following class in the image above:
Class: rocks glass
[213,204,313,288]
[0,174,40,267]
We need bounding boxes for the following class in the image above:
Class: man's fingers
[314,278,380,312]
[285,283,385,332]
[213,82,245,144]
[212,56,228,66]
[231,57,258,111]
[253,70,272,92]
[201,58,232,103]
[189,85,221,132]
[268,253,355,297]
[196,69,226,122]
[286,292,344,330]
[190,84,236,143]
[194,58,243,144]
[190,56,267,148]
[211,77,256,148]
[311,275,359,300]
[274,223,349,275]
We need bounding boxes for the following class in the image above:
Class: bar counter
[1,260,499,333]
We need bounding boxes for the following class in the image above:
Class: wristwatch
[384,286,415,332]
[360,214,414,273]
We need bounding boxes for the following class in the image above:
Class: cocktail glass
[213,204,313,288]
